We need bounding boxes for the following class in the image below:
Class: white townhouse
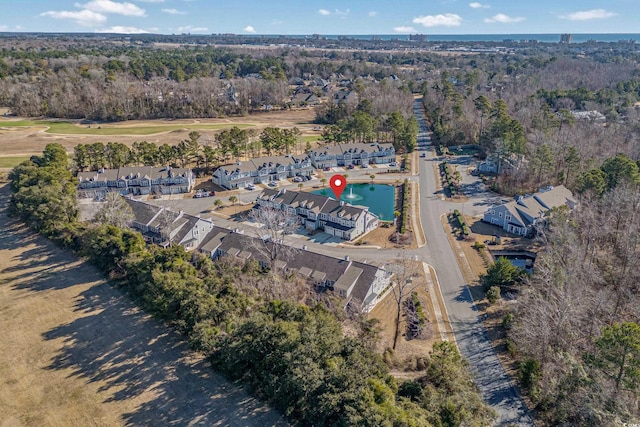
[308,142,395,169]
[77,166,193,198]
[125,199,213,250]
[212,154,313,190]
[256,189,379,241]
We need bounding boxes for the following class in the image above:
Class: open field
[0,108,318,156]
[0,120,254,135]
[0,184,286,427]
[0,156,31,168]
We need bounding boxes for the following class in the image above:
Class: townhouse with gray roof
[78,166,194,198]
[125,199,213,250]
[308,142,395,168]
[256,189,379,240]
[212,154,313,190]
[197,229,391,312]
[483,185,577,236]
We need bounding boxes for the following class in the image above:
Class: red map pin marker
[329,174,347,199]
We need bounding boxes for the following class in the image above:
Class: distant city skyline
[0,0,638,35]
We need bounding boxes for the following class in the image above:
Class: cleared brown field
[0,108,318,156]
[0,185,287,427]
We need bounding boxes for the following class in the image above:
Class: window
[505,215,511,220]
[499,212,502,217]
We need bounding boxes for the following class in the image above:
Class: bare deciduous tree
[94,191,134,228]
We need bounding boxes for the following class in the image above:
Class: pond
[312,183,396,221]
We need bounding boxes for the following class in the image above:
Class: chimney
[340,201,345,206]
[344,255,350,261]
[303,245,308,250]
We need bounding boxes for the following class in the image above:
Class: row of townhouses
[483,185,576,236]
[213,154,313,190]
[307,142,395,169]
[198,229,390,312]
[77,166,194,198]
[123,198,389,312]
[256,189,379,241]
[212,143,396,190]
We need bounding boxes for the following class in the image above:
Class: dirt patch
[369,262,440,362]
[0,185,285,426]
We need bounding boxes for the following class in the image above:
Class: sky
[0,0,638,35]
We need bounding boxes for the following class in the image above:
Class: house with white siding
[256,189,379,241]
[125,199,213,250]
[483,185,576,236]
[212,154,313,190]
[78,166,193,198]
[308,142,395,169]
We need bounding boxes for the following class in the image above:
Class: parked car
[389,162,398,167]
[268,181,278,188]
[420,153,426,158]
[246,184,256,190]
[347,164,355,169]
[323,166,331,171]
[293,176,304,182]
[361,163,369,168]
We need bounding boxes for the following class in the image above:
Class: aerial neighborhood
[3,27,640,427]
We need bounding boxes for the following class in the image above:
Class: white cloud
[177,25,208,33]
[96,25,149,33]
[394,26,417,33]
[243,25,256,33]
[136,0,164,2]
[469,2,489,8]
[413,13,462,27]
[162,8,186,15]
[318,9,330,16]
[78,0,146,17]
[368,11,378,17]
[560,9,616,21]
[0,25,7,31]
[40,9,107,26]
[484,13,525,23]
[335,9,349,16]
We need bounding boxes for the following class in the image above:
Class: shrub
[502,313,514,330]
[486,286,501,304]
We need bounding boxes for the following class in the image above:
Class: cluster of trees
[9,144,495,426]
[422,54,640,196]
[506,181,640,424]
[322,109,418,153]
[0,41,416,121]
[72,126,308,174]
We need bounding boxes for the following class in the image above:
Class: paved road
[416,148,533,426]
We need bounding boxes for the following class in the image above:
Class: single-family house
[483,185,576,236]
[77,166,193,198]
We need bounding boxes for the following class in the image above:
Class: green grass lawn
[301,135,323,143]
[0,156,31,168]
[0,120,254,136]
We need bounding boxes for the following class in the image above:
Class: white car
[293,176,303,182]
[246,184,256,190]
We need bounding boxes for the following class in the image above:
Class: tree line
[8,143,495,426]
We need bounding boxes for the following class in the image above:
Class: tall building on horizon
[409,34,428,42]
[560,33,573,44]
